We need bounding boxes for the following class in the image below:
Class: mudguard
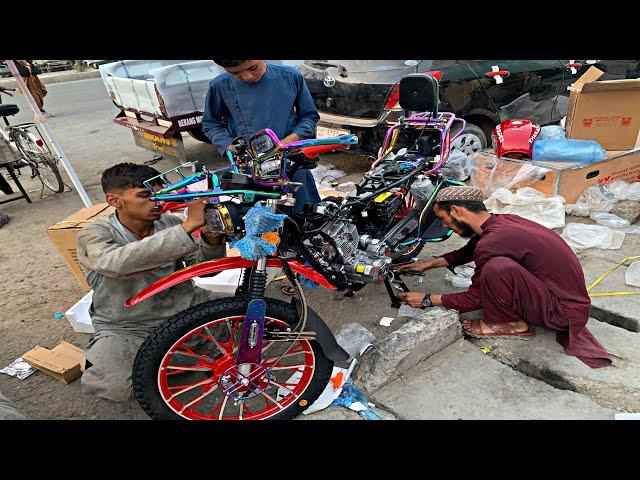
[124,256,336,308]
[291,297,350,362]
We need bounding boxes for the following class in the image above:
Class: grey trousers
[0,392,26,420]
[82,334,146,403]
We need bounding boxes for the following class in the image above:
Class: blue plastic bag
[532,139,606,164]
[331,380,384,420]
[538,125,566,141]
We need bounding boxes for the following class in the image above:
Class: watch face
[422,295,431,307]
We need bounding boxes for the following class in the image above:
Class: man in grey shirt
[77,163,226,402]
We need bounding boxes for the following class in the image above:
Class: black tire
[13,130,64,193]
[132,297,334,420]
[187,128,212,144]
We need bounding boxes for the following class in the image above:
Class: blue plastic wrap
[532,139,606,164]
[538,125,566,141]
[331,380,383,420]
[230,203,287,260]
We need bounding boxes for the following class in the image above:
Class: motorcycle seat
[0,104,19,117]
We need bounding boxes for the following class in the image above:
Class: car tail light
[421,70,443,81]
[384,83,401,109]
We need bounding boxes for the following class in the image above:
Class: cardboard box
[47,203,114,291]
[566,66,640,150]
[22,342,86,384]
[471,148,640,204]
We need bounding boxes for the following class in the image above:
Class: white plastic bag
[589,212,630,228]
[444,270,472,288]
[625,261,640,288]
[334,323,376,359]
[484,187,566,229]
[561,223,625,250]
[441,150,470,181]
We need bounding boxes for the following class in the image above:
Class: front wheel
[132,297,333,420]
[13,130,64,193]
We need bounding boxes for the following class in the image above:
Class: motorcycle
[126,74,467,420]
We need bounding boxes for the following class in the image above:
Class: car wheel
[451,122,486,159]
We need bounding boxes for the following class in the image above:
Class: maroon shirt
[440,214,611,368]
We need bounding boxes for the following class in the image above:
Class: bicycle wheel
[13,129,64,193]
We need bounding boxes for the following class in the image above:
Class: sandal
[281,284,298,296]
[462,319,535,341]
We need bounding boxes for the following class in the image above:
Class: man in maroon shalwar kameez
[396,186,611,369]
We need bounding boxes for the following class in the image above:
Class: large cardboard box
[47,203,114,291]
[471,148,640,204]
[566,66,640,150]
[22,341,87,384]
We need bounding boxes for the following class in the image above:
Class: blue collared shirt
[202,63,320,153]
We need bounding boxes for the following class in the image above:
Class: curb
[0,70,101,88]
[352,307,462,395]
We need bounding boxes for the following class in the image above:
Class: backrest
[399,74,439,115]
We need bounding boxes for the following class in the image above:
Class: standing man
[202,60,321,215]
[15,60,54,117]
[77,163,227,402]
[395,185,611,369]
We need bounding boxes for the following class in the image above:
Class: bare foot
[483,319,529,334]
[464,319,530,334]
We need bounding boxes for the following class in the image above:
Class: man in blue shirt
[202,60,321,214]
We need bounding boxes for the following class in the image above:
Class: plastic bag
[330,380,394,420]
[625,261,640,288]
[334,323,375,359]
[311,163,347,189]
[484,187,566,229]
[532,139,607,164]
[440,150,470,181]
[566,184,616,217]
[469,152,550,197]
[589,212,630,228]
[410,176,436,209]
[561,223,625,250]
[538,125,566,141]
[444,266,475,288]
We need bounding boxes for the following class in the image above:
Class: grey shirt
[76,212,226,340]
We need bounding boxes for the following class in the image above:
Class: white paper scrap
[379,317,394,327]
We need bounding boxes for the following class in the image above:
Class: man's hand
[396,291,426,308]
[200,226,225,246]
[281,133,300,145]
[181,199,209,234]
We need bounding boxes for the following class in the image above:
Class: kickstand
[384,278,407,309]
[144,155,164,165]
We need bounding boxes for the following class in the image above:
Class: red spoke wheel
[132,297,333,420]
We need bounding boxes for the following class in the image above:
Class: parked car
[300,60,605,156]
[33,60,74,72]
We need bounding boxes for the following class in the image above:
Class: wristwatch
[421,294,433,309]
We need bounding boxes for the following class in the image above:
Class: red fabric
[440,214,611,368]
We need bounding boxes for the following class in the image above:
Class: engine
[308,216,393,285]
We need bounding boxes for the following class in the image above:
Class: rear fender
[124,256,336,308]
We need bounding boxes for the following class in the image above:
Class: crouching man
[77,163,226,402]
[396,185,611,369]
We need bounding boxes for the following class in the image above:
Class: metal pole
[5,60,93,207]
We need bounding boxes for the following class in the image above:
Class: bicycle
[0,85,64,194]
